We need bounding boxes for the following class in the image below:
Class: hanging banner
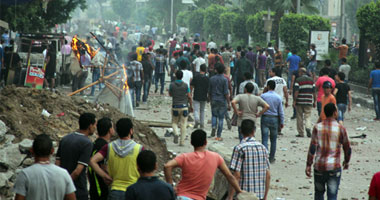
[310,30,330,61]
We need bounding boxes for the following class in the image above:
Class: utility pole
[297,0,301,13]
[340,0,345,39]
[170,0,174,34]
[266,7,271,43]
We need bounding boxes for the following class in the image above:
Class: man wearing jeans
[208,63,230,141]
[130,54,144,108]
[155,49,168,95]
[169,70,193,146]
[368,63,380,121]
[260,80,284,164]
[190,64,209,129]
[306,103,351,200]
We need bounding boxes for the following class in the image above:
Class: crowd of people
[8,33,380,200]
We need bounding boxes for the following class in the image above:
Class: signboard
[310,31,330,61]
[25,66,45,89]
[182,0,194,3]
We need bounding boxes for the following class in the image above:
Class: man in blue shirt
[261,80,284,163]
[368,62,380,120]
[286,49,301,88]
[208,63,230,141]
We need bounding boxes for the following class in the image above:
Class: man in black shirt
[125,150,175,200]
[190,64,209,129]
[56,113,97,200]
[88,117,114,200]
[334,72,352,125]
[142,53,154,103]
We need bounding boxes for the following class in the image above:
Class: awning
[0,20,9,29]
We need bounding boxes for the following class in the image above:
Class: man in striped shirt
[306,103,351,200]
[228,119,270,200]
[293,68,316,137]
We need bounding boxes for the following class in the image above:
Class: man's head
[200,64,207,73]
[269,69,276,77]
[96,117,114,137]
[336,72,345,82]
[310,43,316,49]
[341,57,347,64]
[298,67,307,76]
[376,61,380,69]
[342,38,346,44]
[248,47,253,51]
[291,49,297,55]
[221,46,225,52]
[323,81,333,95]
[244,83,254,93]
[79,113,97,135]
[175,70,183,80]
[267,80,276,91]
[32,134,53,158]
[325,59,331,67]
[241,119,256,137]
[137,150,157,174]
[324,103,337,118]
[241,51,246,58]
[285,47,290,53]
[116,118,133,138]
[131,53,138,61]
[244,72,252,80]
[139,42,143,46]
[191,129,207,148]
[216,63,225,74]
[320,67,330,76]
[268,42,272,47]
[173,52,179,58]
[180,60,188,70]
[179,51,184,56]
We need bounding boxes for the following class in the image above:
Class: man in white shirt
[179,59,193,87]
[192,52,206,74]
[264,68,288,107]
[239,72,259,96]
[207,39,217,50]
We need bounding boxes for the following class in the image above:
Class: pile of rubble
[0,86,170,198]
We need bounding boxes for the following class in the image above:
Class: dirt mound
[0,85,170,167]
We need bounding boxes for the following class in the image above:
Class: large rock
[18,139,33,154]
[0,120,8,142]
[0,171,13,187]
[207,144,234,200]
[0,144,26,170]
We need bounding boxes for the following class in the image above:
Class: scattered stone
[237,192,258,200]
[19,139,33,154]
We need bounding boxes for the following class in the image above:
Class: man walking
[88,117,114,200]
[14,134,76,200]
[125,150,175,200]
[316,68,335,116]
[164,129,243,200]
[260,80,284,163]
[368,62,380,121]
[264,68,288,107]
[209,63,230,141]
[286,49,301,88]
[90,118,143,200]
[257,50,267,87]
[228,119,270,200]
[130,54,144,108]
[154,49,168,95]
[239,72,259,96]
[293,68,316,137]
[56,113,97,200]
[232,83,269,141]
[235,51,252,93]
[169,70,193,146]
[191,64,209,129]
[221,46,232,77]
[306,103,351,200]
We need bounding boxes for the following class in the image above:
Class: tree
[357,1,380,60]
[188,9,206,35]
[345,0,373,35]
[220,12,238,39]
[246,11,275,44]
[0,0,86,32]
[203,4,227,40]
[193,0,231,8]
[176,11,191,27]
[111,0,135,20]
[232,15,249,46]
[279,13,330,59]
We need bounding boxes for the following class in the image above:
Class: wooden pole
[68,71,119,96]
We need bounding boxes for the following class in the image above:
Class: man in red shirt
[315,67,335,116]
[164,129,242,200]
[369,172,380,200]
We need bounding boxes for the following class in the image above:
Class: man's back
[339,64,351,80]
[169,80,189,105]
[230,137,270,199]
[191,74,209,102]
[56,133,93,198]
[308,119,351,171]
[370,69,380,89]
[221,51,232,67]
[295,75,315,105]
[239,80,259,95]
[14,164,76,200]
[125,176,175,200]
[209,74,228,102]
[175,151,223,200]
[266,76,287,99]
[287,55,301,70]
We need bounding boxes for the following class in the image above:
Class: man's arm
[264,170,271,200]
[64,193,77,200]
[290,75,296,95]
[89,152,112,184]
[348,91,352,111]
[219,162,242,196]
[257,102,270,118]
[227,170,241,200]
[306,126,318,177]
[368,78,373,94]
[187,92,193,112]
[293,90,299,108]
[70,164,85,181]
[164,159,179,185]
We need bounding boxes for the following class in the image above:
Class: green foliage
[193,0,231,8]
[220,12,238,35]
[203,4,228,40]
[321,49,339,68]
[347,54,370,84]
[0,0,86,32]
[246,11,275,44]
[176,11,190,27]
[345,0,373,35]
[111,0,135,20]
[232,15,249,45]
[188,9,206,35]
[279,13,330,59]
[357,1,380,59]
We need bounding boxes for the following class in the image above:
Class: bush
[279,13,330,60]
[347,54,371,84]
[220,12,239,40]
[188,9,206,35]
[203,4,228,40]
[232,15,249,45]
[176,11,190,27]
